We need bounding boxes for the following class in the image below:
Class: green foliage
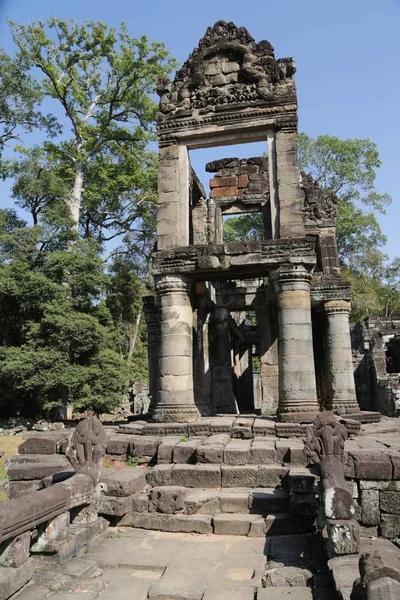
[223,213,264,242]
[9,17,176,241]
[126,456,139,468]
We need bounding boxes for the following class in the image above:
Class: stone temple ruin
[144,20,363,424]
[2,21,400,600]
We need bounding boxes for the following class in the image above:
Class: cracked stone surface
[9,528,335,600]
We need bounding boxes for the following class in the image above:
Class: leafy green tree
[0,214,127,417]
[10,17,176,235]
[0,48,59,168]
[298,133,391,265]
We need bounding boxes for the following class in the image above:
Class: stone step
[141,486,290,517]
[119,510,315,537]
[146,463,291,489]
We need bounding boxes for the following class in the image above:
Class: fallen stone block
[381,514,400,538]
[131,492,149,513]
[131,436,160,459]
[18,435,59,455]
[258,587,312,599]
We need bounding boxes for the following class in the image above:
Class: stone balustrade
[0,416,108,600]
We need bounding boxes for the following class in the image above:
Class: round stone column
[324,300,360,414]
[143,296,160,415]
[153,275,200,423]
[272,265,319,423]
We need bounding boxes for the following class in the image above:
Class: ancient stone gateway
[144,20,360,424]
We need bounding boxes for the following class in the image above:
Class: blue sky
[0,0,399,258]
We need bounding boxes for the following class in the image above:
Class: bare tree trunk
[69,163,84,231]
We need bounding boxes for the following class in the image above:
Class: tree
[0,213,127,416]
[298,134,391,266]
[0,48,59,169]
[10,17,176,235]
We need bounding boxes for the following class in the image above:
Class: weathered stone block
[210,176,237,188]
[380,491,400,514]
[131,492,149,513]
[157,438,180,464]
[221,466,258,488]
[219,490,249,513]
[360,489,380,525]
[249,489,289,514]
[7,456,70,481]
[18,436,57,455]
[98,494,132,517]
[0,557,34,600]
[213,514,263,536]
[197,443,225,464]
[172,464,221,488]
[224,440,251,465]
[7,480,41,499]
[147,465,172,487]
[173,441,199,464]
[326,519,360,556]
[381,514,400,538]
[184,490,220,515]
[149,486,186,514]
[250,440,277,464]
[350,450,393,480]
[258,465,289,487]
[101,468,146,497]
[161,514,213,534]
[106,435,134,456]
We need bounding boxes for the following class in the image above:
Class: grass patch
[126,456,139,468]
[179,435,188,443]
[0,435,23,480]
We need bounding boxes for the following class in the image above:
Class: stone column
[209,308,237,414]
[324,300,360,414]
[153,275,200,423]
[272,265,319,422]
[143,296,160,415]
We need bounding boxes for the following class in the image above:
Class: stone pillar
[153,275,200,422]
[275,129,305,238]
[209,308,237,414]
[143,296,160,415]
[272,265,319,422]
[157,144,189,250]
[324,300,360,414]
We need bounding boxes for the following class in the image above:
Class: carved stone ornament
[301,172,338,225]
[66,416,107,484]
[157,21,296,117]
[305,411,355,520]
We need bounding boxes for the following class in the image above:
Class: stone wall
[352,317,400,416]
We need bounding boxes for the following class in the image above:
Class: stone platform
[10,528,334,600]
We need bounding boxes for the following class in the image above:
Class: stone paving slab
[10,528,335,600]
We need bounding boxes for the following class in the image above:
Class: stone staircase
[98,422,319,537]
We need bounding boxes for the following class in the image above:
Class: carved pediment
[157,21,296,118]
